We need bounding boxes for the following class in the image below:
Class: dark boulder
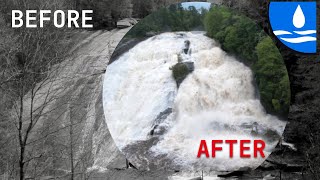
[117,18,138,29]
[153,108,172,125]
[171,62,194,88]
[217,170,246,178]
[149,108,173,136]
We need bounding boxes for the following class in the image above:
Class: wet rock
[149,108,173,136]
[263,159,304,172]
[281,141,297,151]
[153,108,172,125]
[110,37,147,64]
[240,122,281,142]
[122,137,179,170]
[149,125,167,136]
[146,31,157,37]
[117,18,138,29]
[263,129,281,142]
[171,62,194,87]
[149,125,158,136]
[117,20,131,29]
[217,170,246,178]
[90,168,174,180]
[259,161,277,170]
[189,177,202,180]
[263,174,276,180]
[217,167,250,178]
[183,40,191,54]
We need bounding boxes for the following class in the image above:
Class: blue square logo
[269,2,317,53]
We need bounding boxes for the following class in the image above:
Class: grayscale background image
[0,0,319,179]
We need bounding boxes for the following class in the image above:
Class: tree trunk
[69,107,74,180]
[19,89,25,180]
[19,146,25,180]
[74,0,80,10]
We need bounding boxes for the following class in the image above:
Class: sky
[181,2,211,11]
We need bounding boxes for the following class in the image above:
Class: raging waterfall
[103,32,286,171]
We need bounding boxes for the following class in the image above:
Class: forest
[127,4,208,37]
[204,6,290,117]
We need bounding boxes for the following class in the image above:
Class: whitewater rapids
[103,32,286,171]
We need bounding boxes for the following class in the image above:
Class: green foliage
[204,6,261,64]
[172,63,190,80]
[127,4,207,37]
[204,6,290,117]
[204,6,231,41]
[170,61,194,87]
[255,37,290,116]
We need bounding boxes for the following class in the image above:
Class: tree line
[127,4,208,37]
[204,6,290,117]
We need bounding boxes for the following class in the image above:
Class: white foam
[103,32,286,171]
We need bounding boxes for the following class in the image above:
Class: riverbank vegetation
[204,6,290,117]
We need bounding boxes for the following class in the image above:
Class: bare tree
[67,104,95,180]
[0,0,74,179]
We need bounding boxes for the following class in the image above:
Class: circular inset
[103,2,289,172]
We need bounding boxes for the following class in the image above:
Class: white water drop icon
[293,5,305,28]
